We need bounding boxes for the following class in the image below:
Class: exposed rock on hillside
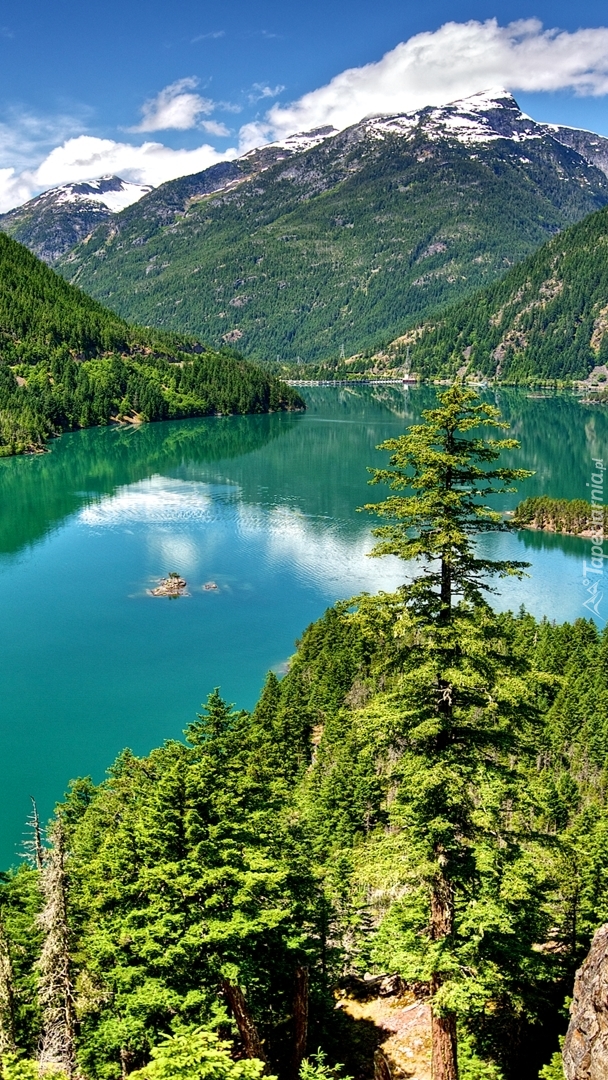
[542,126,608,180]
[335,975,431,1079]
[563,923,608,1079]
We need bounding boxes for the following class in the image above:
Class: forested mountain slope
[56,92,608,364]
[0,232,303,454]
[400,200,608,381]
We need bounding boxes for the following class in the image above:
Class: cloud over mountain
[247,19,608,146]
[0,136,237,213]
[3,19,608,213]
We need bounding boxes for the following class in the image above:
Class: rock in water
[151,574,188,597]
[564,923,608,1078]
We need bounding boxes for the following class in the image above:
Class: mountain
[51,90,608,364]
[0,176,151,264]
[541,123,608,179]
[0,231,303,455]
[391,199,608,382]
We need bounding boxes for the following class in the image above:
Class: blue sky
[1,0,608,209]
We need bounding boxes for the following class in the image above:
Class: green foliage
[513,496,607,533]
[3,602,608,1079]
[0,1054,45,1080]
[299,1050,351,1080]
[57,126,608,365]
[457,1032,505,1080]
[53,684,320,1078]
[5,388,608,1080]
[0,866,43,1054]
[129,1028,269,1080]
[538,1051,565,1079]
[405,202,608,381]
[0,231,303,455]
[364,384,533,607]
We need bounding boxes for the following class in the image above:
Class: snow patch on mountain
[48,176,152,212]
[268,126,337,154]
[362,89,543,146]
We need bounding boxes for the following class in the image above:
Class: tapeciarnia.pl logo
[582,458,605,620]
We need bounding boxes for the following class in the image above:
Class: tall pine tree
[363,384,534,1080]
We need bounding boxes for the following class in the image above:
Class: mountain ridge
[5,89,608,270]
[382,199,608,382]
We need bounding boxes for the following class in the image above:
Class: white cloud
[260,19,608,143]
[0,135,238,213]
[0,107,91,171]
[129,77,215,133]
[191,31,225,43]
[200,119,230,137]
[248,83,285,104]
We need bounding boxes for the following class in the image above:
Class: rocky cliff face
[563,923,608,1079]
[542,126,608,181]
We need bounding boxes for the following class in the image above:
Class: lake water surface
[1,384,606,865]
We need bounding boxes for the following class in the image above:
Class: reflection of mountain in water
[483,390,608,510]
[0,413,297,556]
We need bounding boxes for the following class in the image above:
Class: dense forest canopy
[283,200,608,385]
[513,496,608,534]
[0,387,603,1080]
[400,202,608,382]
[0,232,303,455]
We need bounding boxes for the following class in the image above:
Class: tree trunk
[222,979,267,1063]
[431,1010,458,1080]
[440,556,452,619]
[23,796,45,870]
[0,918,16,1054]
[430,863,458,1080]
[374,1047,392,1080]
[120,1046,136,1079]
[293,965,309,1078]
[37,819,77,1078]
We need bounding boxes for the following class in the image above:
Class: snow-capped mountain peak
[450,87,513,112]
[42,175,152,213]
[361,89,543,146]
[0,174,154,264]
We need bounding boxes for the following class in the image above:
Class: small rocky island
[151,572,188,597]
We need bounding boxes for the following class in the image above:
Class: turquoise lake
[1,384,607,866]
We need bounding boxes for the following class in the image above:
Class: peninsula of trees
[1,387,605,1080]
[0,232,304,455]
[513,495,608,534]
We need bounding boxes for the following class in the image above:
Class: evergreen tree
[0,917,16,1053]
[361,385,535,1080]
